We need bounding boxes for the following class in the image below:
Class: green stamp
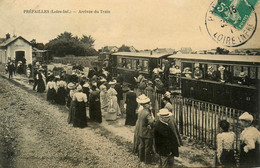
[213,0,258,30]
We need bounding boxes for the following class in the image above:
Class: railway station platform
[0,66,215,167]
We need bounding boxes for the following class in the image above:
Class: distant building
[101,46,119,53]
[180,47,192,54]
[206,49,217,54]
[32,47,49,62]
[0,34,32,64]
[153,48,175,54]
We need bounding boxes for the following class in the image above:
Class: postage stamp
[205,0,257,47]
[213,0,258,30]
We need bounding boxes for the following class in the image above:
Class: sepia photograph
[0,0,259,167]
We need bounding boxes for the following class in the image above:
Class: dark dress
[47,88,56,102]
[240,142,260,167]
[73,100,87,128]
[37,73,45,93]
[56,87,67,105]
[89,90,102,123]
[125,91,138,126]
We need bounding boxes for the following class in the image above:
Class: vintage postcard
[0,0,259,167]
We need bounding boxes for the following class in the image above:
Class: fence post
[179,98,183,134]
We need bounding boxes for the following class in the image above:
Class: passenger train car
[168,54,260,114]
[109,52,259,113]
[110,52,171,85]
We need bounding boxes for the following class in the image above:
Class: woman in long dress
[37,68,46,93]
[72,85,88,128]
[216,120,236,167]
[106,80,121,121]
[125,85,138,126]
[67,83,77,124]
[56,77,67,105]
[46,76,56,103]
[100,84,109,115]
[89,85,102,123]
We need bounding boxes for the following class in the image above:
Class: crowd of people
[4,59,260,167]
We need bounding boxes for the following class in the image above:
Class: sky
[0,0,259,51]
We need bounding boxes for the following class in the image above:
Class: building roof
[168,54,260,64]
[32,47,48,53]
[112,52,171,58]
[0,36,31,47]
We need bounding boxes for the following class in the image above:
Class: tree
[216,47,229,54]
[118,44,131,52]
[45,32,97,57]
[30,39,45,50]
[81,35,95,48]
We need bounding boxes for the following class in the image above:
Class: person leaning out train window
[194,66,203,79]
[237,72,251,86]
[216,65,231,83]
[182,67,192,78]
[207,66,217,81]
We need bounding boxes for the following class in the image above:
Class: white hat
[165,91,171,97]
[218,65,225,71]
[239,112,253,122]
[136,94,150,104]
[108,80,117,85]
[100,78,107,82]
[157,108,173,117]
[83,83,90,88]
[76,85,83,91]
[67,82,76,89]
[55,75,60,79]
[239,72,247,78]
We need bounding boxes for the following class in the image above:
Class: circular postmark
[205,0,257,47]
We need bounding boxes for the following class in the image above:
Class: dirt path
[0,75,147,168]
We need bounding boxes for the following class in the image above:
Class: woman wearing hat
[182,67,192,78]
[89,85,102,123]
[36,68,46,93]
[239,112,260,167]
[125,85,138,126]
[194,66,203,79]
[66,82,75,108]
[135,94,155,165]
[56,76,67,105]
[237,71,251,86]
[72,85,88,128]
[105,80,121,120]
[207,66,217,81]
[216,65,231,83]
[154,108,182,167]
[100,84,109,115]
[67,83,77,124]
[46,76,56,103]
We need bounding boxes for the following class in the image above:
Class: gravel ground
[0,75,147,168]
[0,66,215,168]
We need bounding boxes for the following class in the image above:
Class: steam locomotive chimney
[6,33,10,40]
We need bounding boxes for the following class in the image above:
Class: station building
[0,34,32,65]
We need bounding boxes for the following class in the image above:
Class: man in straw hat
[238,112,260,167]
[135,94,155,165]
[154,108,182,168]
[237,71,251,86]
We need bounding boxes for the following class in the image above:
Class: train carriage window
[121,58,127,68]
[143,60,148,72]
[132,59,137,69]
[249,67,256,79]
[257,67,260,80]
[126,59,132,69]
